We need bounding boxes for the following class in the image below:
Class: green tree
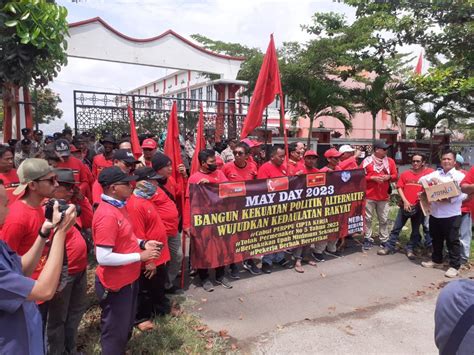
[31,87,63,125]
[0,0,69,88]
[340,0,473,108]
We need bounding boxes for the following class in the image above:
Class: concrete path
[185,242,472,353]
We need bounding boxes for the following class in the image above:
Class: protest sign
[190,169,366,268]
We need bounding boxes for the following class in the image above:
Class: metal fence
[73,90,260,140]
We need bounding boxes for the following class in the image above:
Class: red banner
[190,169,366,269]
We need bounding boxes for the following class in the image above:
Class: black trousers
[430,215,462,269]
[135,264,169,323]
[198,266,225,281]
[95,277,138,355]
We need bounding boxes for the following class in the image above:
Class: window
[198,87,203,101]
[206,85,214,106]
[177,92,187,111]
[190,89,197,109]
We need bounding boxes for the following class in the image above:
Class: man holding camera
[46,168,93,355]
[93,166,162,354]
[0,180,77,355]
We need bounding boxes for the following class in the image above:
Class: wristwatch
[38,227,50,239]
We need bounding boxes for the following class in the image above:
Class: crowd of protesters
[0,126,473,354]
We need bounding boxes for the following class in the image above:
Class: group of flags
[126,37,424,178]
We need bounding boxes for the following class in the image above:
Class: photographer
[46,169,93,355]
[1,158,59,325]
[0,180,77,354]
[93,167,161,354]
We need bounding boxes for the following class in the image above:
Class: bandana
[101,193,127,208]
[133,180,157,199]
[363,155,390,174]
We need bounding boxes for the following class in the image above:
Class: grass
[371,201,474,262]
[76,266,237,355]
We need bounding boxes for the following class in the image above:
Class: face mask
[207,164,217,172]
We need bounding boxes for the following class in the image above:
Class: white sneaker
[421,261,443,269]
[445,267,459,278]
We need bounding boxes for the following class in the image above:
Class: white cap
[339,144,355,153]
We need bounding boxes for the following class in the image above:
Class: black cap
[21,138,32,145]
[34,130,43,135]
[8,139,18,146]
[53,132,62,140]
[373,140,390,150]
[134,167,163,181]
[54,139,71,157]
[54,168,78,184]
[152,152,171,171]
[113,149,139,164]
[100,135,116,144]
[98,166,138,187]
[62,127,73,135]
[21,128,32,136]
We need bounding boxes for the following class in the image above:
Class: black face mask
[207,164,217,172]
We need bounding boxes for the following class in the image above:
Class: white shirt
[418,168,467,218]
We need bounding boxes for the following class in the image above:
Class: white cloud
[45,0,358,134]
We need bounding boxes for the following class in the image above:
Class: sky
[44,0,359,133]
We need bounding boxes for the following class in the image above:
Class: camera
[44,198,81,221]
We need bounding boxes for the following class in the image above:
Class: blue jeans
[387,207,426,252]
[459,213,472,264]
[262,252,285,266]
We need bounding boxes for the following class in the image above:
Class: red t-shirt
[361,157,398,201]
[222,162,257,181]
[286,160,304,176]
[65,227,88,275]
[461,167,474,217]
[458,169,471,213]
[93,202,141,290]
[1,200,47,279]
[92,154,113,179]
[183,170,228,229]
[339,156,359,170]
[150,187,179,237]
[257,161,287,179]
[127,195,170,266]
[57,156,92,201]
[397,168,434,205]
[319,165,342,173]
[0,169,19,206]
[301,165,320,174]
[91,180,103,207]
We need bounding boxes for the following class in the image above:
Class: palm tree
[415,97,463,163]
[350,74,402,145]
[283,65,354,147]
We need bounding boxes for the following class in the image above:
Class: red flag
[164,101,185,200]
[191,104,206,175]
[240,34,283,139]
[414,51,423,75]
[127,105,142,159]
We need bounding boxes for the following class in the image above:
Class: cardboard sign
[421,180,461,203]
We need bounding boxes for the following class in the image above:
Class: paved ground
[185,241,473,354]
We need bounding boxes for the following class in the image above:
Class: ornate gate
[73,90,258,141]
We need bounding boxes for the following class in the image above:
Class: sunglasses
[36,176,58,185]
[112,182,131,187]
[233,151,246,156]
[58,182,75,190]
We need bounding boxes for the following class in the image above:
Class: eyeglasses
[233,151,246,156]
[58,182,75,190]
[112,182,130,187]
[36,176,57,185]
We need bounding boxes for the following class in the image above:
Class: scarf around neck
[363,155,390,174]
[101,193,127,208]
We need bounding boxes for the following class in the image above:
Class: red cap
[324,148,343,159]
[304,150,318,157]
[141,138,157,149]
[69,144,79,153]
